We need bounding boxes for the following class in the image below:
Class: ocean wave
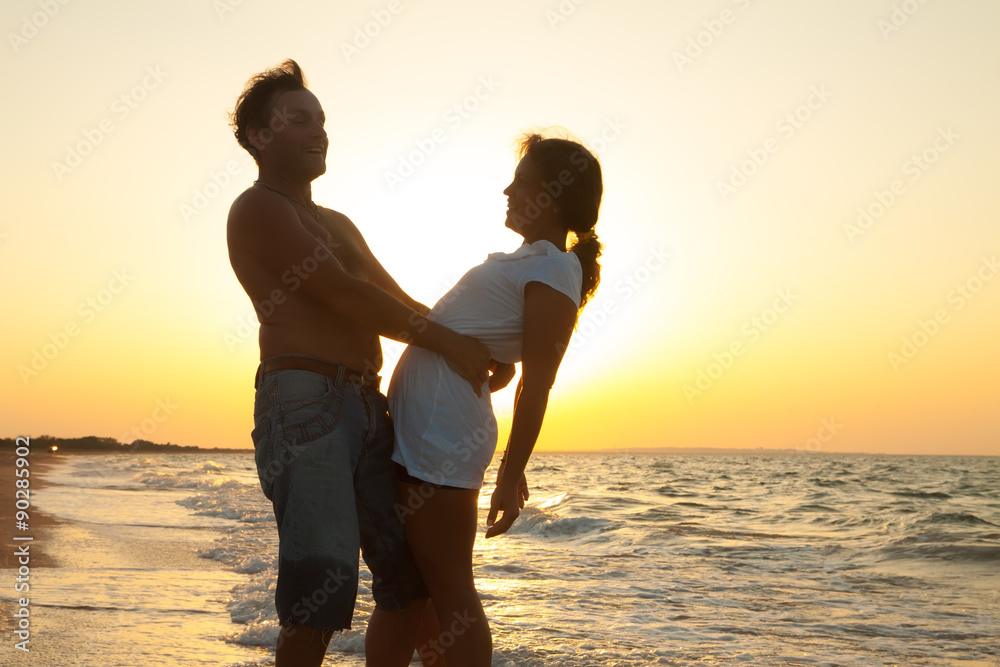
[791,504,839,513]
[226,619,281,648]
[889,489,952,499]
[921,512,997,527]
[880,542,1000,562]
[129,459,250,492]
[506,506,618,538]
[655,485,697,497]
[69,450,998,666]
[876,528,1000,561]
[179,495,273,523]
[810,477,848,487]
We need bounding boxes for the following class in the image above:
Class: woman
[387,132,604,666]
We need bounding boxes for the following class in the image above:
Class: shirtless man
[226,60,491,667]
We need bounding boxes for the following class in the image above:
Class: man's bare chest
[296,211,369,279]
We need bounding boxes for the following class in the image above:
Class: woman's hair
[230,59,307,163]
[517,132,604,309]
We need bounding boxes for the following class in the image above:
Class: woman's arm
[486,281,577,538]
[493,377,529,507]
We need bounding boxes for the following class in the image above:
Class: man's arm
[317,208,429,314]
[229,189,489,393]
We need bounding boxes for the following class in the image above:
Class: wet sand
[1,451,62,569]
[0,451,267,665]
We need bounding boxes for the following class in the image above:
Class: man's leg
[276,622,335,667]
[355,388,434,666]
[258,369,366,665]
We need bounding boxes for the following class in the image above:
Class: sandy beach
[1,450,61,569]
[0,450,269,665]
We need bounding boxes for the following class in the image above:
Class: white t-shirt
[388,240,583,489]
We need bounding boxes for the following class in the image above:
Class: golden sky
[2,0,998,455]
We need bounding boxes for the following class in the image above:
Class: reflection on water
[9,452,999,666]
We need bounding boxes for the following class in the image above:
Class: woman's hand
[487,461,528,538]
[495,458,529,506]
[486,478,523,538]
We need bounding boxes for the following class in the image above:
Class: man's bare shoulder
[229,186,288,224]
[317,205,356,227]
[228,186,302,242]
[317,206,367,242]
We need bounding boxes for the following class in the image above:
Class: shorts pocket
[278,374,347,447]
[252,384,278,499]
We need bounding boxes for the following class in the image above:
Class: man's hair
[229,59,307,163]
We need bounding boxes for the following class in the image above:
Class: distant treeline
[0,435,240,453]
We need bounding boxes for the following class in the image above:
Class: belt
[256,354,381,391]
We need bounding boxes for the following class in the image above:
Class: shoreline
[1,451,62,569]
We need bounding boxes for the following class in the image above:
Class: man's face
[251,88,328,181]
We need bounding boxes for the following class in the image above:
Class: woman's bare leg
[414,600,447,667]
[398,482,491,667]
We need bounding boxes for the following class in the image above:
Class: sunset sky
[3,0,998,456]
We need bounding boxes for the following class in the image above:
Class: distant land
[1,435,251,454]
[549,447,853,456]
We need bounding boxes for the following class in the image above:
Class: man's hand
[488,361,517,393]
[442,335,491,397]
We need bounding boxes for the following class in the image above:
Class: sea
[6,451,999,666]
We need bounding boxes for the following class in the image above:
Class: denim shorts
[251,363,428,631]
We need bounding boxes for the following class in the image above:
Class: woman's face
[503,155,559,236]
